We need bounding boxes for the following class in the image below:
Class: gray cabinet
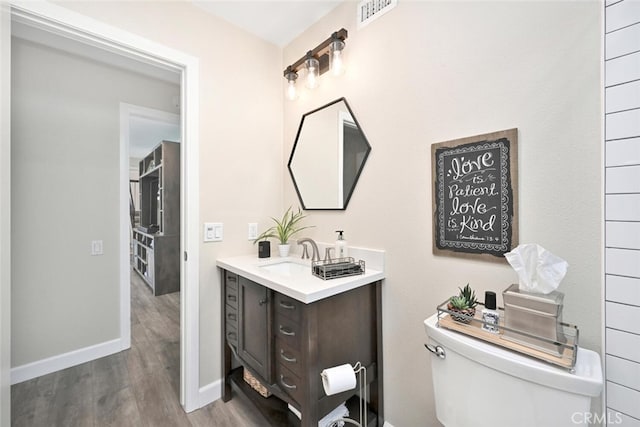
[133,141,180,296]
[222,271,383,427]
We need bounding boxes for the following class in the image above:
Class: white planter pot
[278,244,291,257]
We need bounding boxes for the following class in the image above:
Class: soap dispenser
[335,230,348,259]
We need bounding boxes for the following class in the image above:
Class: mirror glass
[288,98,371,210]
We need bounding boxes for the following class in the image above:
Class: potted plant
[254,207,313,257]
[447,284,478,323]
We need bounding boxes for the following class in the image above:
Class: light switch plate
[248,223,258,240]
[91,240,103,256]
[204,223,223,242]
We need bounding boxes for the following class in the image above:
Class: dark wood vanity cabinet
[238,276,273,382]
[221,270,383,427]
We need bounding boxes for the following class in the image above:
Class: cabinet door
[238,277,272,382]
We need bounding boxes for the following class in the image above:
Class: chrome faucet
[297,238,320,262]
[324,247,334,263]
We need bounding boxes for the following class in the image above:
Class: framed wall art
[431,128,518,262]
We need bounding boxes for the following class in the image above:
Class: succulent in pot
[447,284,478,323]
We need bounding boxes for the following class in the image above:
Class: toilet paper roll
[321,363,356,396]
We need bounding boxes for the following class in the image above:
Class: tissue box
[502,284,566,355]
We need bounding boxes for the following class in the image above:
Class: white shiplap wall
[605,1,640,425]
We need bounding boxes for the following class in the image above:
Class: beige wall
[11,37,180,365]
[283,1,602,425]
[55,1,284,385]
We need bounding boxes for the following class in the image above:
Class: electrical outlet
[91,240,103,256]
[248,223,258,240]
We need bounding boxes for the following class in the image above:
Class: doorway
[5,2,201,413]
[121,102,181,328]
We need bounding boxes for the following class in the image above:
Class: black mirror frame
[288,97,371,211]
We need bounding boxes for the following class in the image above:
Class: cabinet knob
[259,299,268,306]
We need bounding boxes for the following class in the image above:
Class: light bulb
[304,54,320,90]
[284,67,298,101]
[286,79,297,101]
[330,39,345,76]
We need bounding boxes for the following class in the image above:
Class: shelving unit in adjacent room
[132,140,180,296]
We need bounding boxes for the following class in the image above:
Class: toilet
[424,314,603,427]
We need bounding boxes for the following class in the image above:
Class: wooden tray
[436,301,578,371]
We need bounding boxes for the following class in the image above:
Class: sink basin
[260,261,310,277]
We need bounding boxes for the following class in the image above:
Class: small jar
[482,291,500,334]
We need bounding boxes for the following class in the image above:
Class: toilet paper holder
[320,361,368,427]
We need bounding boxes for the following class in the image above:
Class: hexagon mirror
[288,98,371,210]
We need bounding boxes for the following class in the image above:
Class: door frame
[7,2,201,412]
[0,3,11,425]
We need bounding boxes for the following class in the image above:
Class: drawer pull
[227,276,237,283]
[279,301,296,310]
[227,313,236,321]
[280,349,297,363]
[227,332,237,340]
[279,326,296,337]
[227,295,237,302]
[280,375,297,390]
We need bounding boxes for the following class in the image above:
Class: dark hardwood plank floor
[11,270,267,427]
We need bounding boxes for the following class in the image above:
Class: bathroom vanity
[217,254,384,427]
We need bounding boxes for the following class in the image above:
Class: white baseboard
[198,379,221,408]
[11,338,124,385]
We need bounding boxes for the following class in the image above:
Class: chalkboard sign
[432,129,518,261]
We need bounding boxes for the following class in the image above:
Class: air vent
[357,0,397,29]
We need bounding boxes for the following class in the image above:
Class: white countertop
[216,254,385,304]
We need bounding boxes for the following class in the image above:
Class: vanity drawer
[225,305,238,328]
[274,293,302,323]
[225,272,238,290]
[276,338,302,377]
[275,313,301,349]
[276,363,302,405]
[226,323,238,348]
[225,284,239,309]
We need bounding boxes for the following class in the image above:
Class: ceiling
[191,1,344,46]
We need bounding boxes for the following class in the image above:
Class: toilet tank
[424,314,602,427]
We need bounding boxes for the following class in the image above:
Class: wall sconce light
[285,66,298,101]
[284,28,348,100]
[329,33,345,76]
[304,51,320,89]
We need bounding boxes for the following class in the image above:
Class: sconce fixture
[284,28,348,100]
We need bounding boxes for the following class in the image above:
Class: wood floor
[11,270,267,427]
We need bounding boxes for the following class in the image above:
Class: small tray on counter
[312,257,365,280]
[435,299,579,371]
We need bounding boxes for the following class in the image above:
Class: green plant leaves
[253,206,314,244]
